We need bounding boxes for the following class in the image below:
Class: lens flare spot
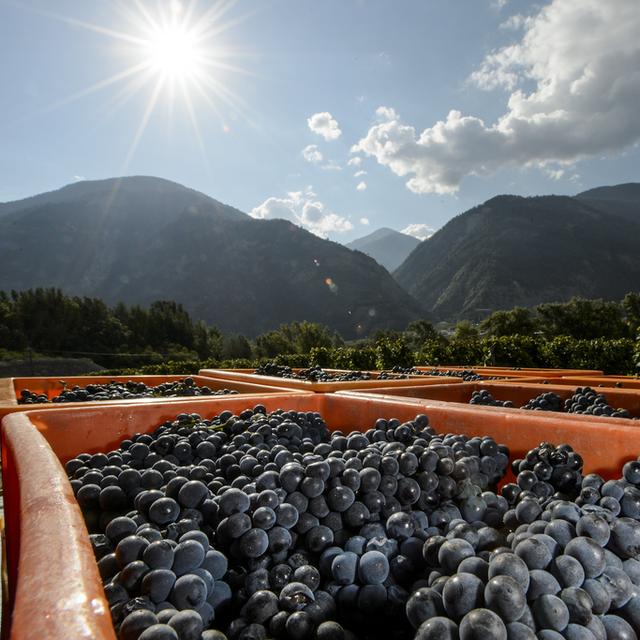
[368,308,376,317]
[324,277,338,293]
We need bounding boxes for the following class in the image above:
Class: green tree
[405,319,442,349]
[480,307,538,337]
[536,297,627,339]
[193,321,223,360]
[453,320,479,341]
[622,292,640,336]
[222,334,253,360]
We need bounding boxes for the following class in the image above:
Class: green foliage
[483,335,543,368]
[405,319,442,350]
[374,337,414,369]
[221,334,253,360]
[536,297,628,339]
[453,320,479,341]
[481,307,538,337]
[0,288,224,368]
[622,292,640,336]
[254,321,340,358]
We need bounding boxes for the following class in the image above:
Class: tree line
[1,288,639,373]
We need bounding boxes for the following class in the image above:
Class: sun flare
[144,24,202,79]
[41,1,252,170]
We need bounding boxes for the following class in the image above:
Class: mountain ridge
[0,176,424,337]
[394,185,640,320]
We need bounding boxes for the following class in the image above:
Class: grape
[138,623,182,640]
[531,594,570,631]
[414,616,459,640]
[170,574,207,609]
[240,590,279,624]
[167,610,204,640]
[279,582,315,611]
[601,615,637,640]
[119,610,159,640]
[358,551,389,584]
[458,608,507,640]
[442,572,485,620]
[405,588,444,629]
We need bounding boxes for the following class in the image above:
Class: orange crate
[199,368,463,392]
[554,376,640,390]
[413,366,604,378]
[4,393,640,639]
[0,374,304,421]
[342,380,640,421]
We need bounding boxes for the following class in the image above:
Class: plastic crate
[554,376,640,390]
[0,374,304,422]
[4,393,640,639]
[198,368,463,392]
[413,366,604,378]
[341,380,640,421]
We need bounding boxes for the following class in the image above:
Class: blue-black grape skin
[70,407,640,640]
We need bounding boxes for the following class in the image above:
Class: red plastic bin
[4,393,640,639]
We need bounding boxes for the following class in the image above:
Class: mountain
[575,183,640,223]
[394,188,640,321]
[0,177,424,337]
[347,227,420,271]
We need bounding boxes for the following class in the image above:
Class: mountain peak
[347,227,421,272]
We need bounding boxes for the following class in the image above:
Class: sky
[0,0,639,242]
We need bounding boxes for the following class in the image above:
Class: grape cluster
[469,390,513,408]
[254,364,372,382]
[501,443,585,519]
[565,387,632,419]
[67,407,511,640]
[67,405,640,640]
[520,392,564,413]
[18,378,236,405]
[422,369,485,382]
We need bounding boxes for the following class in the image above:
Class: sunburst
[36,0,254,170]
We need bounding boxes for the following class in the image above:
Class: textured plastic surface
[5,392,640,639]
[2,412,117,640]
[0,374,302,422]
[199,368,463,392]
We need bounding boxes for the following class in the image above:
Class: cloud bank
[353,0,640,194]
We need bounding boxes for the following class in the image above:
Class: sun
[41,1,253,169]
[144,24,201,80]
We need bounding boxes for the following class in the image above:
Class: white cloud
[250,188,353,237]
[356,181,367,191]
[73,175,86,181]
[307,112,342,141]
[401,223,436,241]
[321,161,342,171]
[354,0,640,194]
[347,157,362,167]
[545,168,565,180]
[491,0,508,10]
[499,14,530,30]
[302,144,323,164]
[354,170,367,177]
[360,217,370,225]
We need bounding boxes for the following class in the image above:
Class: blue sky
[1,0,638,241]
